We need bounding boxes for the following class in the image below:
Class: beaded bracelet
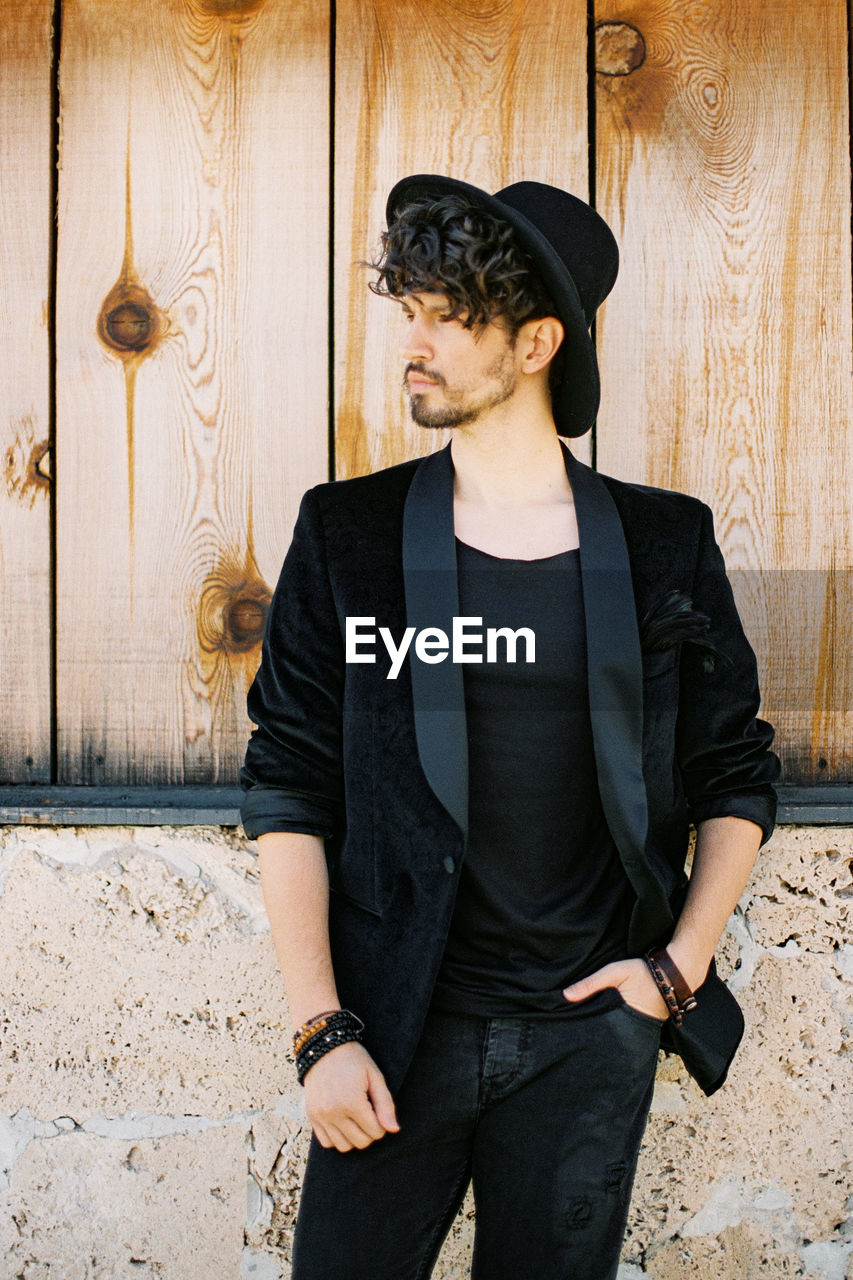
[644,948,698,1027]
[291,1009,354,1060]
[294,1009,365,1085]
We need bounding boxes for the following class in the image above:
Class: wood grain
[334,0,591,479]
[0,1,53,782]
[594,0,853,782]
[55,0,329,783]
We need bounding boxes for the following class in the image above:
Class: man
[241,176,779,1279]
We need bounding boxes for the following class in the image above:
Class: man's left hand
[562,958,669,1021]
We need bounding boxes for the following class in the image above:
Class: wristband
[644,948,698,1026]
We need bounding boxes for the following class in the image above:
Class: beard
[403,350,518,429]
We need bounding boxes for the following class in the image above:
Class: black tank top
[431,540,634,1017]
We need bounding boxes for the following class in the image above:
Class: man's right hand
[303,1040,400,1152]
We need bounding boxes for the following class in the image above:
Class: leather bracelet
[644,948,698,1026]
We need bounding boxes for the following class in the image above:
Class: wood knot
[4,418,50,505]
[29,440,51,489]
[595,22,646,76]
[225,593,269,649]
[198,565,272,659]
[97,282,162,358]
[195,0,267,18]
[105,303,152,350]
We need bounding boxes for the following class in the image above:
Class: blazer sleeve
[240,488,345,840]
[675,503,780,843]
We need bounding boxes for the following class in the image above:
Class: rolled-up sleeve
[240,488,345,840]
[676,504,780,844]
[238,779,337,841]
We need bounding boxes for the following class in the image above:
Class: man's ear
[519,316,564,374]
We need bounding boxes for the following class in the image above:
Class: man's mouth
[405,365,442,392]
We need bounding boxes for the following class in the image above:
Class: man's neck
[449,409,571,508]
[448,405,578,558]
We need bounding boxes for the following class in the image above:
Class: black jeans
[292,1002,662,1280]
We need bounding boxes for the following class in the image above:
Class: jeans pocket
[614,995,668,1031]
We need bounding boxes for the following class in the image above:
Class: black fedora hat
[386,175,619,437]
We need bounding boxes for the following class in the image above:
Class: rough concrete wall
[0,824,850,1279]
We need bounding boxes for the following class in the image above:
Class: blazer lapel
[402,444,469,842]
[563,446,671,940]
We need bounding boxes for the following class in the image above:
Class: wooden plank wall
[55,0,328,783]
[1,0,850,785]
[594,0,853,782]
[0,2,53,782]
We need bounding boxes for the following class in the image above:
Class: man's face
[397,292,519,429]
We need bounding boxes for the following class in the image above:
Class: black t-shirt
[431,539,634,1017]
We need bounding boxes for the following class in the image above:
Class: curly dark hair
[368,194,560,343]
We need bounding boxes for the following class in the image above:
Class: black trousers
[292,1002,662,1280]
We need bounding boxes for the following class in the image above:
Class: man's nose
[399,318,433,362]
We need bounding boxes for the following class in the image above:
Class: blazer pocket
[642,649,678,680]
[639,589,722,674]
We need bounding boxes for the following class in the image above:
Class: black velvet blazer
[242,444,779,1096]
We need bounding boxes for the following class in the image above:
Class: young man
[241,176,780,1279]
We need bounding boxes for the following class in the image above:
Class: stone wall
[0,824,850,1279]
